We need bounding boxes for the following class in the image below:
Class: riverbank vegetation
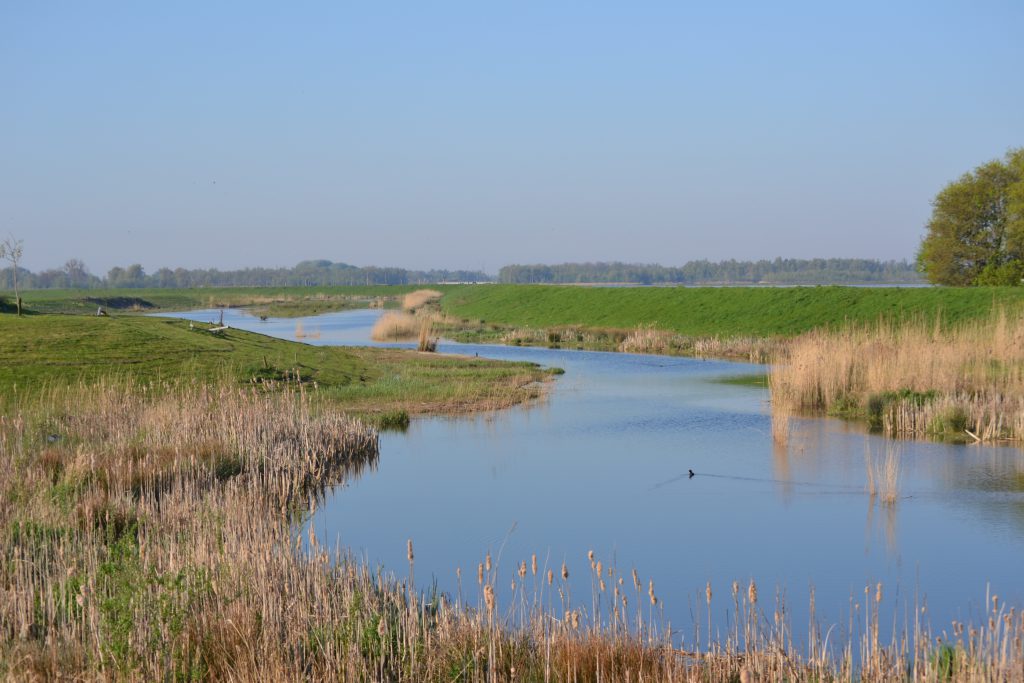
[771,308,1024,442]
[3,292,1024,678]
[2,381,1020,680]
[0,314,550,417]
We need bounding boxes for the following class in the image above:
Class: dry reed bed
[493,323,781,362]
[771,309,1024,441]
[402,289,443,311]
[372,310,439,350]
[371,311,422,341]
[3,382,1023,680]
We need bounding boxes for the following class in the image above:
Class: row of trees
[0,260,490,290]
[498,259,922,285]
[918,148,1024,285]
[4,257,925,290]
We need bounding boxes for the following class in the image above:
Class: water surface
[163,307,1024,644]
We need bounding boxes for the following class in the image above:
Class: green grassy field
[0,313,549,414]
[441,284,1024,337]
[15,285,457,315]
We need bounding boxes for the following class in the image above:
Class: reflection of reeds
[770,401,791,447]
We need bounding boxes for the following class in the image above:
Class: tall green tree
[918,148,1024,285]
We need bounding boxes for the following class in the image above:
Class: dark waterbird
[688,469,695,478]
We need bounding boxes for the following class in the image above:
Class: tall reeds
[865,442,902,505]
[402,289,443,311]
[771,308,1024,441]
[371,311,421,341]
[2,381,1022,680]
[417,319,437,352]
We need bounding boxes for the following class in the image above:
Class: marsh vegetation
[772,308,1024,442]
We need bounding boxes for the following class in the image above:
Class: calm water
[164,307,1024,644]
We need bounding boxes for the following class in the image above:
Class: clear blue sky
[3,1,1022,275]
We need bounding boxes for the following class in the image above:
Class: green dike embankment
[439,284,1024,361]
[441,284,1024,337]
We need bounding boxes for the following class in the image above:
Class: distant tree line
[498,259,923,285]
[2,257,926,290]
[0,259,490,290]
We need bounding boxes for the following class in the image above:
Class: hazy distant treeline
[2,257,924,290]
[498,259,923,285]
[1,259,490,290]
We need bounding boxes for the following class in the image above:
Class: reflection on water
[159,307,1024,640]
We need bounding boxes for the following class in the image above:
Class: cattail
[706,582,713,605]
[478,563,484,585]
[377,618,386,638]
[547,569,554,585]
[596,560,603,577]
[571,611,580,630]
[588,550,595,568]
[518,560,527,578]
[599,579,606,592]
[649,580,657,606]
[875,582,883,604]
[993,595,1000,612]
[732,580,739,599]
[407,539,414,563]
[748,579,758,605]
[485,552,492,572]
[456,567,461,580]
[561,561,569,580]
[531,553,537,576]
[633,568,640,591]
[484,584,495,613]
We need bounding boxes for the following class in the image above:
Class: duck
[688,469,695,479]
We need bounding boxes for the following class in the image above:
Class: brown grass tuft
[371,311,421,341]
[402,289,443,311]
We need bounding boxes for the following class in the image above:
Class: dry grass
[485,322,782,361]
[371,311,422,341]
[771,308,1024,441]
[1,381,1022,680]
[402,289,443,311]
[417,319,438,352]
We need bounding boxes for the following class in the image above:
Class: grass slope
[0,314,366,389]
[442,285,1024,337]
[0,314,549,413]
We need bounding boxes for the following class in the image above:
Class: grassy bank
[0,314,551,416]
[442,284,1024,334]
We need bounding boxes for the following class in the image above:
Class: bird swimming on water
[688,469,695,478]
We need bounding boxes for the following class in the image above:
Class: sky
[2,1,1023,275]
